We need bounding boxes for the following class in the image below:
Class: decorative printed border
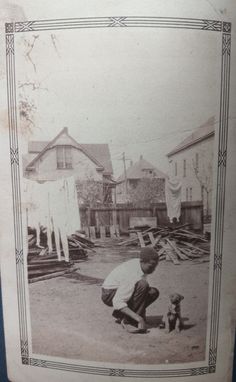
[5,17,231,378]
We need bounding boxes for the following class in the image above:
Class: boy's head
[140,247,159,274]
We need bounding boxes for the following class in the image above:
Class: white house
[166,117,215,217]
[23,127,115,204]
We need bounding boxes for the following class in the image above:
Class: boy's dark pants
[101,279,159,323]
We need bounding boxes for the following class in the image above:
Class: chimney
[140,154,143,160]
[130,160,133,167]
[63,127,68,134]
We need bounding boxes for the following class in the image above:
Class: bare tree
[76,179,103,208]
[192,151,213,218]
[127,178,165,207]
[18,34,60,135]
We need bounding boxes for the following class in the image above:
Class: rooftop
[117,155,167,182]
[25,128,113,174]
[167,117,215,157]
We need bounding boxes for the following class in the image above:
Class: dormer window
[56,146,73,169]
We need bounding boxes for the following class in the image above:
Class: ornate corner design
[108,17,127,27]
[5,22,14,33]
[16,249,24,264]
[30,358,47,367]
[6,34,15,56]
[222,34,231,56]
[15,21,35,32]
[209,347,217,365]
[214,254,222,270]
[209,365,216,373]
[203,20,222,31]
[22,357,30,365]
[218,150,227,167]
[223,22,231,33]
[191,367,209,376]
[10,147,19,165]
[109,368,125,377]
[21,340,29,356]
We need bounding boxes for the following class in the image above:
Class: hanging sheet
[22,176,81,262]
[165,177,182,223]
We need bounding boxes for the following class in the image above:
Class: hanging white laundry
[165,177,182,223]
[22,176,81,262]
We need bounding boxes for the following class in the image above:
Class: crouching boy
[101,247,159,333]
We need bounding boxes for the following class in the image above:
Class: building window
[186,187,189,201]
[175,162,177,176]
[195,152,199,173]
[183,159,186,177]
[56,146,73,169]
[190,187,192,201]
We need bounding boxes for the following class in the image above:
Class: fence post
[95,210,99,228]
[87,207,91,227]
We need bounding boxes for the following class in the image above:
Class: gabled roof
[28,140,49,153]
[81,144,113,174]
[25,127,113,174]
[117,156,167,182]
[167,117,215,157]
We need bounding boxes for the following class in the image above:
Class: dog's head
[169,293,184,305]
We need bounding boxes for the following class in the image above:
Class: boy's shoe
[121,318,147,334]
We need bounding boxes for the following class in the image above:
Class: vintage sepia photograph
[5,16,230,375]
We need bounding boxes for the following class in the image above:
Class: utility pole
[118,152,130,202]
[122,152,128,197]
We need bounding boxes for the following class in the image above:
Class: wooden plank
[29,270,69,283]
[178,229,207,241]
[152,234,162,247]
[163,243,180,265]
[129,232,137,239]
[148,232,156,246]
[100,226,106,240]
[118,236,139,246]
[115,225,120,238]
[39,247,48,257]
[137,232,146,248]
[129,217,157,229]
[89,226,96,240]
[110,225,116,239]
[181,241,209,254]
[179,247,201,258]
[28,262,70,270]
[83,226,90,238]
[158,247,166,257]
[166,239,189,260]
[165,253,171,261]
[28,265,70,275]
[28,259,64,266]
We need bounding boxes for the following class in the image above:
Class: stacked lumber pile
[68,231,96,256]
[28,254,73,283]
[28,230,95,282]
[118,224,210,265]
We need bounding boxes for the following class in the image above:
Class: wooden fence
[79,201,203,233]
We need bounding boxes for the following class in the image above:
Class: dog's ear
[179,294,184,301]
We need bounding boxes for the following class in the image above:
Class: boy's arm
[120,306,146,329]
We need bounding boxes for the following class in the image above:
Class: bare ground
[29,241,209,365]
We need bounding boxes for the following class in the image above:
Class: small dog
[165,293,184,333]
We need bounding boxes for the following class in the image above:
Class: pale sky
[15,24,221,177]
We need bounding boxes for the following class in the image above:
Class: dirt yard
[29,241,210,365]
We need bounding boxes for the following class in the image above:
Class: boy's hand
[138,317,147,331]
